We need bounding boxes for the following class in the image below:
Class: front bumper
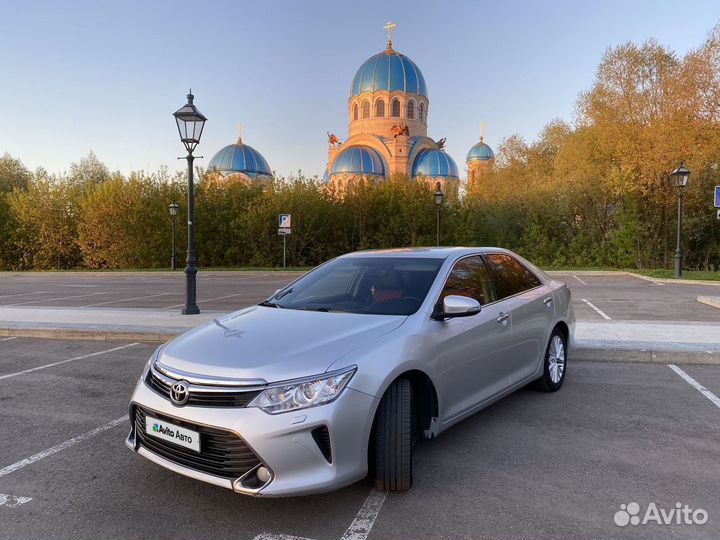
[127,377,378,497]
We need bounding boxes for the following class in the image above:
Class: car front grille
[134,405,261,479]
[146,369,262,407]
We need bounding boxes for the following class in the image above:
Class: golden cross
[479,121,486,141]
[384,21,396,47]
[236,122,243,143]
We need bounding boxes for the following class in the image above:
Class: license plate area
[145,415,201,452]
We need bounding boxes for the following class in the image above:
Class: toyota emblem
[170,380,190,406]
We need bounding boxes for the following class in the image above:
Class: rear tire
[535,329,567,392]
[373,378,413,491]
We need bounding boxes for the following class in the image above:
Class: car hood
[158,306,406,383]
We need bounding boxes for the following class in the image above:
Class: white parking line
[0,417,126,478]
[339,489,387,540]
[572,275,588,285]
[0,494,32,508]
[254,534,313,540]
[668,364,720,409]
[0,343,139,380]
[161,292,254,310]
[253,489,387,540]
[2,292,107,306]
[78,292,175,308]
[580,298,611,320]
[0,291,49,300]
[0,337,18,342]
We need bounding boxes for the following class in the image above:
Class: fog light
[256,466,271,483]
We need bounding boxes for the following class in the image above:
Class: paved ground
[0,271,301,313]
[1,337,719,539]
[549,272,719,322]
[0,271,718,321]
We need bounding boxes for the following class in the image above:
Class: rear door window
[439,256,496,305]
[485,254,541,300]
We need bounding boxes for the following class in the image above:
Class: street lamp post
[173,91,207,315]
[670,161,690,279]
[434,182,444,247]
[168,201,179,270]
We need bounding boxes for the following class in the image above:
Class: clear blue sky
[1,0,717,179]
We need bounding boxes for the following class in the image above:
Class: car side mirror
[432,295,482,320]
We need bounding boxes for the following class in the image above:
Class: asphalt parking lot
[1,337,719,539]
[0,271,718,322]
[0,271,302,313]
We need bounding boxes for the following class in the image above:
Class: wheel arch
[379,369,439,435]
[553,320,570,344]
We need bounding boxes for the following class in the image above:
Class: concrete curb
[546,270,720,286]
[697,296,720,309]
[571,348,720,365]
[3,325,719,364]
[0,326,175,343]
[623,272,720,287]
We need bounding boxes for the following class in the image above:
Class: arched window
[362,100,370,118]
[391,99,401,117]
[407,100,415,119]
[353,104,359,121]
[375,99,385,117]
[419,103,425,122]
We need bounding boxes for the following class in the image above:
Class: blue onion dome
[412,149,459,179]
[207,138,272,178]
[351,48,427,98]
[466,137,494,162]
[330,146,385,176]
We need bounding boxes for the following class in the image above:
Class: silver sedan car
[127,247,574,496]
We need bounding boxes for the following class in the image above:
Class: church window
[362,100,370,118]
[353,104,359,121]
[375,99,385,117]
[419,103,425,122]
[391,99,400,117]
[407,100,415,119]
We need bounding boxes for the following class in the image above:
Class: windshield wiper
[258,300,283,308]
[274,287,294,300]
[297,306,350,313]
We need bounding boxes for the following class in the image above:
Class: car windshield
[263,257,444,316]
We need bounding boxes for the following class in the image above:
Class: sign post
[278,214,291,268]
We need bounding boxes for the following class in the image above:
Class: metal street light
[434,181,444,247]
[670,161,690,279]
[173,90,207,314]
[168,201,179,271]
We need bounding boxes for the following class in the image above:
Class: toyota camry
[127,247,574,496]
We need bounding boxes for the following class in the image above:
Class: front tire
[536,329,567,392]
[373,378,413,491]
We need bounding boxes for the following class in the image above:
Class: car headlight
[140,344,165,381]
[248,367,356,414]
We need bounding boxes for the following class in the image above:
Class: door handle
[543,296,553,306]
[496,313,510,324]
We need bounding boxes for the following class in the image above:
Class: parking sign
[278,214,291,235]
[715,186,720,208]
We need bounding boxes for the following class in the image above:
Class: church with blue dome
[206,129,273,185]
[324,22,494,195]
[203,22,494,192]
[466,132,495,192]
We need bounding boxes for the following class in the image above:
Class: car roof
[339,247,510,260]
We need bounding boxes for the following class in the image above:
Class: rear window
[485,254,541,299]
